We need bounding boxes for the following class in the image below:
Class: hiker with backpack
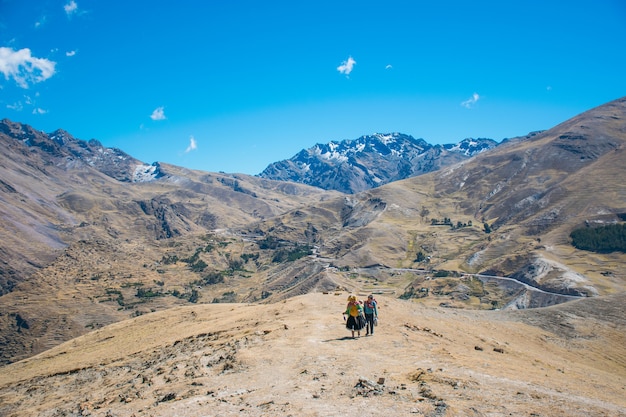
[343,295,366,338]
[363,294,378,336]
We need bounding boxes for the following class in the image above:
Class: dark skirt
[346,315,366,331]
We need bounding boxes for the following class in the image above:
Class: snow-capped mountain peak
[259,133,499,193]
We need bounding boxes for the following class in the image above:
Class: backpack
[364,299,376,312]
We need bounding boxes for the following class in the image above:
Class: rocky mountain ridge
[0,119,163,183]
[259,133,501,193]
[1,119,502,195]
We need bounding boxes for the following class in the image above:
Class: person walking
[343,295,365,338]
[363,294,378,336]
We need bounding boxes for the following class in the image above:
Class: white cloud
[64,1,78,16]
[461,92,480,109]
[385,64,393,70]
[337,56,356,76]
[32,107,48,115]
[35,16,47,28]
[0,47,57,89]
[185,136,197,153]
[150,106,166,120]
[66,50,76,57]
[7,102,23,111]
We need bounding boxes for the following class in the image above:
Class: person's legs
[365,313,374,335]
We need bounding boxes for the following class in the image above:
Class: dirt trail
[0,292,624,416]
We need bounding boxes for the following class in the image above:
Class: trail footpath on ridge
[0,292,624,416]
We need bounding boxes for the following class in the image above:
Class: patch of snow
[374,133,396,145]
[133,164,159,182]
[320,149,348,162]
[447,143,462,152]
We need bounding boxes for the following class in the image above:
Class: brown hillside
[0,292,624,416]
[0,124,340,363]
[0,97,625,368]
[252,97,626,301]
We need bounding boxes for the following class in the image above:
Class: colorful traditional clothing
[344,295,366,336]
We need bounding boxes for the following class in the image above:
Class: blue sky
[1,1,625,175]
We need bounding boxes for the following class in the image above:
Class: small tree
[420,206,430,222]
[202,271,224,285]
[189,259,208,272]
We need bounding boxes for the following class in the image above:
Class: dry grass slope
[0,292,624,416]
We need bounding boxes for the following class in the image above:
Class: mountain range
[0,97,624,414]
[259,133,503,193]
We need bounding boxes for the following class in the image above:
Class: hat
[347,295,357,302]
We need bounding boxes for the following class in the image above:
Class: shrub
[188,289,199,303]
[202,271,224,285]
[271,245,312,263]
[136,288,163,298]
[259,236,280,249]
[161,254,178,265]
[189,259,208,272]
